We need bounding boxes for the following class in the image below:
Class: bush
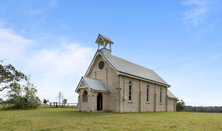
[3,80,41,109]
[0,98,3,104]
[176,99,185,112]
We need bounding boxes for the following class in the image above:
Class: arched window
[82,90,88,102]
[160,88,162,104]
[147,85,149,103]
[129,81,132,101]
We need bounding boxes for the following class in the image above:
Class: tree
[176,99,185,112]
[43,99,48,105]
[0,98,3,104]
[57,91,63,106]
[4,78,41,109]
[63,98,67,106]
[0,61,27,91]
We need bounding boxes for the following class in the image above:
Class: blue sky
[0,0,222,106]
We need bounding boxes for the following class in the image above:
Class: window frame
[146,85,149,103]
[128,81,132,102]
[160,88,162,104]
[98,61,105,70]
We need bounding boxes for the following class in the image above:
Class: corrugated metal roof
[167,90,177,99]
[83,77,109,93]
[99,50,169,86]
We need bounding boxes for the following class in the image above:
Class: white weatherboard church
[75,34,177,113]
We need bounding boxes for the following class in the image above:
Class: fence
[63,103,78,108]
[49,102,78,108]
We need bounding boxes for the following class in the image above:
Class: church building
[75,34,177,113]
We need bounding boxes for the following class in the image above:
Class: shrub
[176,99,185,112]
[3,80,41,109]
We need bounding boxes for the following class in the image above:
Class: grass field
[0,108,222,131]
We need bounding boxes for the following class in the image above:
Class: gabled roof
[96,34,113,43]
[85,49,170,87]
[167,90,177,99]
[95,34,114,48]
[75,77,109,93]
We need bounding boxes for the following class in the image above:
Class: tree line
[176,100,222,113]
[185,106,222,113]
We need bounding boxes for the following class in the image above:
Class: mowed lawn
[0,108,222,131]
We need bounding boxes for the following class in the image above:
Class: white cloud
[0,28,34,59]
[29,43,94,102]
[182,0,210,25]
[28,39,95,77]
[0,27,95,103]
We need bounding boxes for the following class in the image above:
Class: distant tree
[0,98,3,104]
[43,99,48,105]
[4,77,41,109]
[0,60,27,91]
[63,98,67,106]
[57,91,64,106]
[176,99,185,112]
[185,106,222,113]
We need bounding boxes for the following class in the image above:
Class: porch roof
[75,77,110,93]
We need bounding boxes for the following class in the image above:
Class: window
[146,85,149,103]
[160,88,162,104]
[83,90,88,102]
[98,61,104,70]
[129,81,132,101]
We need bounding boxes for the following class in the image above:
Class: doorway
[97,93,103,111]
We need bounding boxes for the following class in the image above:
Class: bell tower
[95,34,114,50]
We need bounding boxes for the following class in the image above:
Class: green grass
[0,108,222,131]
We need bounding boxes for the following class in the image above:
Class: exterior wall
[91,92,110,112]
[78,88,110,112]
[121,76,140,112]
[140,81,155,112]
[155,85,167,112]
[86,54,119,112]
[120,76,168,113]
[78,88,91,112]
[77,53,175,113]
[167,99,176,112]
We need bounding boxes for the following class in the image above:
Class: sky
[0,0,222,106]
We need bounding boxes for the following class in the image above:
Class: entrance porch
[76,77,110,112]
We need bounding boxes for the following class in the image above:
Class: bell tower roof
[95,34,114,50]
